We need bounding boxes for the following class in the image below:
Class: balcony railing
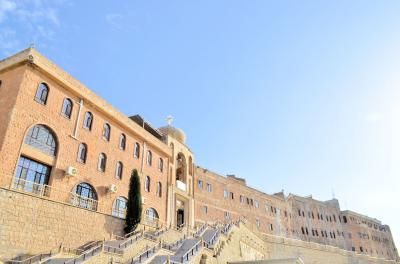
[143,215,160,228]
[176,180,186,192]
[11,178,98,211]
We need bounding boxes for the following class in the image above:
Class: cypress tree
[124,169,142,234]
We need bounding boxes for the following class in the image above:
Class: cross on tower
[166,115,174,126]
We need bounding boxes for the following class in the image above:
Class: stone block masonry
[0,187,123,259]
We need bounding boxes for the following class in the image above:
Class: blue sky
[1,0,399,247]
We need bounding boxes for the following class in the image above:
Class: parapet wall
[0,187,124,259]
[248,224,398,264]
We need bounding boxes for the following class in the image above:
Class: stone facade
[0,48,398,262]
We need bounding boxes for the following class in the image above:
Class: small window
[77,143,87,163]
[115,162,123,180]
[119,134,126,150]
[256,219,260,228]
[230,192,234,200]
[134,142,140,159]
[61,98,73,118]
[158,158,163,172]
[343,216,348,223]
[207,183,212,192]
[270,224,273,231]
[147,150,152,166]
[156,182,162,197]
[35,83,49,104]
[98,153,107,172]
[224,189,228,199]
[255,200,259,208]
[224,211,230,220]
[203,206,208,214]
[198,180,203,189]
[83,112,93,130]
[240,195,245,203]
[103,123,111,141]
[145,176,151,192]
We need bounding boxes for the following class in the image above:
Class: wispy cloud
[105,13,124,31]
[0,0,65,56]
[0,0,17,23]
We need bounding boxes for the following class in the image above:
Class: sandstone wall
[0,187,124,259]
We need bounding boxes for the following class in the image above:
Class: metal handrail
[179,239,202,263]
[63,243,103,264]
[11,178,98,211]
[126,242,162,264]
[203,230,220,249]
[194,223,206,237]
[6,249,57,264]
[162,235,186,251]
[119,233,143,249]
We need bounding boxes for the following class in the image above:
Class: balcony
[176,180,186,192]
[11,178,98,211]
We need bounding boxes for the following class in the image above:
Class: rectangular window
[207,183,212,192]
[270,224,273,231]
[224,189,228,198]
[203,206,208,214]
[255,200,259,208]
[14,156,51,196]
[230,192,234,200]
[198,180,203,189]
[224,211,231,219]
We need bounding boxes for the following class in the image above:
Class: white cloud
[0,0,65,56]
[0,0,17,22]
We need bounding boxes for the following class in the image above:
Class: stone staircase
[3,220,265,264]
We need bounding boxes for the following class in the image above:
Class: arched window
[103,123,111,141]
[112,197,127,219]
[134,142,140,159]
[146,150,152,166]
[158,158,163,172]
[156,182,162,197]
[119,134,126,150]
[77,143,87,163]
[145,208,159,219]
[83,112,93,130]
[72,182,98,211]
[24,124,57,156]
[115,161,123,180]
[61,98,73,119]
[98,153,107,172]
[145,208,159,227]
[145,176,150,192]
[35,83,49,104]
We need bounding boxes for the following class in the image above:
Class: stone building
[0,48,398,261]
